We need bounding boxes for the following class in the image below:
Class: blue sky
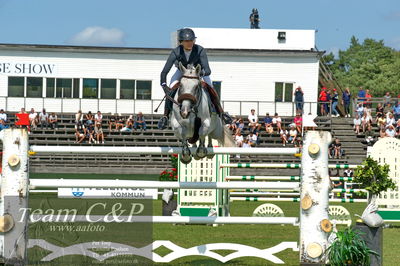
[0,0,399,55]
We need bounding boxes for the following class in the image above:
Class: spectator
[0,119,9,131]
[116,115,124,131]
[384,103,392,116]
[280,126,288,147]
[246,131,258,147]
[383,92,391,107]
[331,89,339,117]
[109,113,117,132]
[235,131,244,147]
[95,122,105,144]
[288,124,297,144]
[379,128,386,139]
[86,123,96,144]
[95,111,103,126]
[134,112,147,131]
[121,115,133,132]
[228,116,238,133]
[293,113,302,134]
[294,86,304,113]
[361,111,372,133]
[0,109,7,122]
[75,110,83,124]
[395,118,400,136]
[365,89,372,109]
[74,122,86,143]
[15,108,30,131]
[385,125,396,138]
[319,87,328,116]
[357,87,366,103]
[85,111,94,125]
[332,138,343,159]
[353,114,361,135]
[272,113,282,132]
[376,103,384,118]
[236,118,245,135]
[386,113,396,127]
[342,88,351,117]
[356,103,364,118]
[263,113,273,134]
[242,138,251,148]
[376,114,386,131]
[294,136,303,149]
[393,102,400,121]
[365,129,375,146]
[39,109,49,129]
[28,108,38,129]
[248,109,261,131]
[49,112,58,129]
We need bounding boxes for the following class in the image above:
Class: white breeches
[169,68,213,88]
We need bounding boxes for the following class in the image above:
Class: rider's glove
[161,83,169,91]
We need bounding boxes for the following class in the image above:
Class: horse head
[178,62,201,119]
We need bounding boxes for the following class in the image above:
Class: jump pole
[220,163,359,169]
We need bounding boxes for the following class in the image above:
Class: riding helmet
[178,28,196,41]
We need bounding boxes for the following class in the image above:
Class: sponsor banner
[58,187,158,200]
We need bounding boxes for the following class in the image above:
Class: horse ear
[195,64,202,76]
[178,62,186,73]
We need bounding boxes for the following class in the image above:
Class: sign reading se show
[0,62,56,75]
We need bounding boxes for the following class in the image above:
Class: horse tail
[221,126,236,147]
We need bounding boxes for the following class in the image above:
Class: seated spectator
[272,113,282,132]
[236,118,245,135]
[379,128,386,139]
[86,123,95,144]
[376,103,384,118]
[74,122,86,143]
[0,119,9,131]
[279,126,288,147]
[16,108,30,130]
[393,102,400,121]
[116,115,124,131]
[385,125,396,138]
[85,111,94,125]
[75,110,83,124]
[293,113,302,134]
[386,113,396,127]
[263,113,273,134]
[134,112,147,131]
[396,118,400,135]
[376,114,386,131]
[332,138,343,159]
[0,109,7,122]
[95,122,105,144]
[384,103,392,116]
[235,131,244,147]
[95,111,103,126]
[248,109,261,131]
[383,92,391,107]
[109,113,117,132]
[246,131,258,147]
[365,129,375,146]
[288,124,297,144]
[361,111,372,133]
[49,112,58,129]
[356,103,364,118]
[242,138,251,148]
[353,114,361,135]
[228,116,238,132]
[294,136,303,149]
[39,109,49,129]
[28,108,38,129]
[121,115,133,132]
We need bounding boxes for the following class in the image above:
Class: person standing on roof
[158,28,232,129]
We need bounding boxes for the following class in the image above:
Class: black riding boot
[158,90,177,129]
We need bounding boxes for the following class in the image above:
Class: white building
[0,28,321,116]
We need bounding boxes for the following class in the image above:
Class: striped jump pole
[225,176,301,181]
[29,179,300,190]
[29,145,299,156]
[220,163,359,169]
[230,197,368,203]
[331,189,367,193]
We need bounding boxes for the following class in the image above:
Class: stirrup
[158,116,169,130]
[221,112,233,125]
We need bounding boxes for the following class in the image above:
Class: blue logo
[72,188,84,197]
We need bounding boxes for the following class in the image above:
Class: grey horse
[170,63,234,164]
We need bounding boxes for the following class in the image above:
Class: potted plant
[160,154,178,216]
[327,227,379,266]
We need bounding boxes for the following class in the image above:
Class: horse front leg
[180,138,192,164]
[196,136,207,159]
[206,137,215,159]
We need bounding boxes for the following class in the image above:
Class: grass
[26,173,400,265]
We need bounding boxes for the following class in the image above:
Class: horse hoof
[180,156,192,164]
[206,154,215,159]
[193,154,201,160]
[196,147,207,159]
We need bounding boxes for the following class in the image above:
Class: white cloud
[67,26,125,46]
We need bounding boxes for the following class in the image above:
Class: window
[46,78,55,97]
[56,79,72,98]
[27,77,43,97]
[73,78,80,98]
[136,80,151,100]
[101,79,116,99]
[8,77,25,97]
[120,80,135,99]
[275,82,293,102]
[212,81,222,98]
[83,78,98,98]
